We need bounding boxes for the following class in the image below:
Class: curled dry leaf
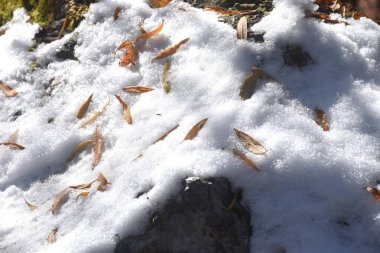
[240,67,274,100]
[92,126,103,169]
[234,128,267,155]
[79,99,110,128]
[152,38,190,61]
[24,197,38,211]
[205,6,258,16]
[0,81,17,97]
[51,188,70,214]
[233,148,261,172]
[97,172,111,192]
[315,108,330,131]
[153,124,179,144]
[366,187,380,201]
[48,228,58,244]
[151,0,172,8]
[162,60,171,93]
[69,179,97,190]
[67,140,93,162]
[184,118,208,141]
[76,93,93,119]
[0,143,25,150]
[136,23,164,44]
[115,95,132,124]
[237,16,248,40]
[114,7,122,20]
[116,40,138,67]
[76,191,90,201]
[122,86,154,93]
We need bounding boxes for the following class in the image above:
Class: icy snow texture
[0,0,380,252]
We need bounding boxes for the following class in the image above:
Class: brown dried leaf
[76,94,93,119]
[116,40,138,67]
[51,188,70,214]
[184,118,208,141]
[8,129,19,144]
[57,14,68,39]
[205,6,258,16]
[153,124,179,144]
[69,179,97,190]
[234,128,267,155]
[239,67,274,100]
[151,0,172,8]
[233,148,261,172]
[92,126,103,169]
[122,86,154,93]
[79,99,110,128]
[115,95,132,124]
[237,16,248,40]
[97,172,111,192]
[67,140,93,162]
[315,108,330,131]
[136,23,164,44]
[24,197,38,211]
[0,81,17,97]
[76,191,90,201]
[48,228,58,244]
[367,186,380,201]
[162,60,171,93]
[152,38,190,61]
[114,7,122,20]
[0,143,25,150]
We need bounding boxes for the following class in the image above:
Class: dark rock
[115,177,251,253]
[282,44,312,68]
[56,33,79,60]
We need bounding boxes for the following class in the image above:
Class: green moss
[30,0,54,28]
[0,0,25,26]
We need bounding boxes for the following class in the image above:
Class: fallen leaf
[76,94,93,119]
[122,86,154,93]
[8,129,19,144]
[76,191,90,201]
[115,95,132,124]
[0,143,25,150]
[51,188,70,214]
[0,81,17,97]
[152,38,189,61]
[237,16,248,40]
[233,148,261,171]
[136,23,164,44]
[315,108,330,131]
[48,228,58,244]
[234,128,267,155]
[79,99,110,128]
[239,67,274,100]
[153,124,179,144]
[57,14,69,39]
[205,6,258,16]
[97,172,111,191]
[92,126,103,169]
[114,7,122,20]
[116,40,138,67]
[162,60,171,93]
[23,197,38,211]
[366,186,380,201]
[151,0,172,8]
[69,179,97,190]
[67,140,93,162]
[184,118,208,141]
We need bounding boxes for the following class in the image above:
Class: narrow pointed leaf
[152,38,189,61]
[24,197,38,211]
[240,67,274,100]
[48,228,58,244]
[153,124,179,144]
[76,94,93,119]
[67,140,93,162]
[0,143,25,150]
[8,129,19,144]
[92,126,103,169]
[136,23,164,43]
[237,16,248,40]
[184,118,208,141]
[79,99,110,128]
[234,128,267,155]
[315,108,330,131]
[162,60,171,93]
[51,188,70,214]
[115,95,132,124]
[0,81,17,97]
[76,191,90,201]
[233,148,261,171]
[69,179,97,190]
[97,172,111,192]
[122,86,154,93]
[116,40,138,67]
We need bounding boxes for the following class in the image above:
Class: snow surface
[0,0,380,252]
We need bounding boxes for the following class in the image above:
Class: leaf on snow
[205,6,258,16]
[23,197,38,211]
[0,143,25,150]
[69,179,97,190]
[76,191,90,201]
[136,23,164,44]
[76,93,93,119]
[314,108,330,131]
[234,128,267,155]
[232,148,261,172]
[51,188,70,214]
[151,0,172,8]
[184,118,208,141]
[162,60,171,93]
[0,81,17,97]
[92,126,103,169]
[237,16,248,40]
[79,99,110,128]
[8,129,19,144]
[116,40,138,67]
[97,172,111,192]
[366,187,380,202]
[152,38,189,62]
[115,95,132,124]
[67,140,93,162]
[48,228,58,244]
[239,67,274,100]
[114,7,122,20]
[122,86,154,93]
[153,124,179,144]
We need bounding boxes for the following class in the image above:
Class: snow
[0,0,379,252]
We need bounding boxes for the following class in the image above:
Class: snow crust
[0,0,379,252]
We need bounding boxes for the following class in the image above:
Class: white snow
[0,0,380,252]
